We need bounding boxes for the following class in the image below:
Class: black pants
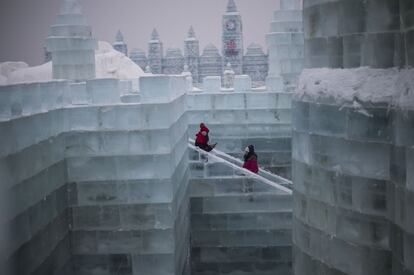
[195,142,214,152]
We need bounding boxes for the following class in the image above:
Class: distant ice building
[112,30,128,56]
[222,0,244,75]
[129,48,147,70]
[148,28,163,74]
[243,43,269,86]
[163,48,185,75]
[117,0,269,86]
[199,43,223,82]
[184,26,200,83]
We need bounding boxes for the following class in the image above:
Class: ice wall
[390,70,414,274]
[400,0,414,67]
[188,76,293,178]
[0,75,191,275]
[67,76,190,275]
[303,0,412,68]
[0,81,72,274]
[292,68,414,275]
[293,1,414,273]
[188,147,293,274]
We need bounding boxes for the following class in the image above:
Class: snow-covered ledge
[295,67,414,109]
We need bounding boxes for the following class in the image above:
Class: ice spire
[60,0,82,14]
[227,0,237,12]
[151,28,160,40]
[188,26,196,38]
[115,30,124,42]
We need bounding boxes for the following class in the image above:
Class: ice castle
[114,1,270,88]
[1,0,413,274]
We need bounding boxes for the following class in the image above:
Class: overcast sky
[0,0,280,66]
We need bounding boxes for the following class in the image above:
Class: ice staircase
[188,141,293,275]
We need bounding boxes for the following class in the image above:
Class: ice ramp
[188,141,293,275]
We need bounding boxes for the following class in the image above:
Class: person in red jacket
[243,145,259,173]
[195,123,217,152]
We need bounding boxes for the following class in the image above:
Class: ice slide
[188,139,292,195]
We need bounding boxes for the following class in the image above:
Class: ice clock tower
[222,0,244,75]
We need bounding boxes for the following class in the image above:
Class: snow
[6,62,52,85]
[0,41,146,86]
[0,75,7,85]
[295,67,414,109]
[0,62,28,76]
[95,41,145,79]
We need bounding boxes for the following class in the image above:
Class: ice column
[46,0,97,81]
[266,0,303,92]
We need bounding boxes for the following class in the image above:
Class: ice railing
[188,140,292,194]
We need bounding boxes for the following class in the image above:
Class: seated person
[195,123,217,152]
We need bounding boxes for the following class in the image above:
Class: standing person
[243,145,259,173]
[195,123,217,152]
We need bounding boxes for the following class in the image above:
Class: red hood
[200,126,209,133]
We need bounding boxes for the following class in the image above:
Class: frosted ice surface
[234,75,252,93]
[86,78,120,105]
[69,82,89,105]
[60,0,82,14]
[213,94,244,109]
[203,76,221,93]
[140,75,186,104]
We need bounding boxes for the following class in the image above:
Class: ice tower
[163,48,185,74]
[266,0,303,92]
[222,0,244,75]
[199,44,223,81]
[184,26,200,84]
[243,43,268,87]
[46,0,97,81]
[148,28,163,74]
[113,30,128,56]
[129,48,147,70]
